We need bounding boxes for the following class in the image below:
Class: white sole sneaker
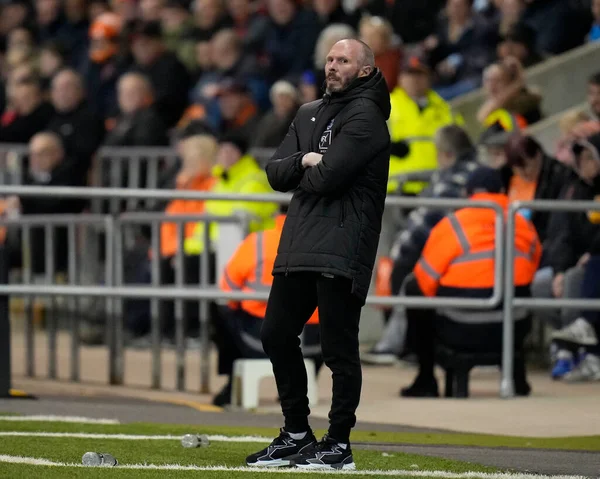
[295,462,356,470]
[246,459,293,467]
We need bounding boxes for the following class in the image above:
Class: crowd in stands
[1,0,600,404]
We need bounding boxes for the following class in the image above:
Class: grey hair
[435,125,473,157]
[355,39,375,69]
[314,23,357,69]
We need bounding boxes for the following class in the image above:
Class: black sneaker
[246,428,317,467]
[290,434,355,470]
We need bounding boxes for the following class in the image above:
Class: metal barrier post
[105,217,118,384]
[0,243,10,397]
[200,220,210,394]
[174,222,185,391]
[150,221,161,389]
[45,224,58,379]
[114,220,125,385]
[67,223,79,382]
[22,226,34,378]
[500,203,517,399]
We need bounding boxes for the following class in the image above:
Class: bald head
[325,39,375,93]
[51,68,84,112]
[118,72,154,114]
[29,132,65,174]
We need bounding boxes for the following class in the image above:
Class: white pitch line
[0,432,270,443]
[0,454,588,479]
[0,415,120,425]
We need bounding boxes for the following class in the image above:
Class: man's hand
[302,152,323,168]
[552,272,565,298]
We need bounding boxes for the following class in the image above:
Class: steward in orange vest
[401,167,541,398]
[213,212,321,407]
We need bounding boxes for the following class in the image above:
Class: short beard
[325,71,360,94]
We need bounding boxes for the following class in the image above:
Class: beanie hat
[466,166,504,196]
[219,132,248,156]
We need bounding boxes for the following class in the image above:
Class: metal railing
[0,185,507,395]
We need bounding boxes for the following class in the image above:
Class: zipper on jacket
[339,200,345,227]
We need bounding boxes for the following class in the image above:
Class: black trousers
[261,272,363,444]
[212,305,323,377]
[404,277,530,378]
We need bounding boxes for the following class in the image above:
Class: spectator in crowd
[104,72,169,147]
[35,0,65,44]
[424,0,496,100]
[555,110,600,167]
[161,0,197,72]
[476,58,541,130]
[387,54,462,195]
[39,40,69,91]
[149,134,219,342]
[532,134,600,341]
[496,22,544,68]
[478,120,511,169]
[225,0,270,55]
[190,28,267,110]
[0,1,31,39]
[521,0,590,55]
[500,134,574,243]
[83,12,127,122]
[212,77,261,142]
[139,0,165,21]
[389,0,445,45]
[215,206,321,406]
[264,0,320,82]
[193,0,233,38]
[312,0,360,32]
[62,0,92,70]
[47,68,105,178]
[494,0,525,38]
[184,133,278,257]
[3,132,87,274]
[587,72,600,122]
[129,21,190,128]
[359,16,401,92]
[310,23,356,90]
[6,26,37,65]
[363,125,479,365]
[252,80,299,149]
[551,251,600,382]
[0,73,54,143]
[401,166,540,397]
[588,0,600,43]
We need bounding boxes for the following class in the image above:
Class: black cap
[219,132,248,155]
[466,166,504,196]
[216,77,249,97]
[132,20,162,40]
[479,122,512,147]
[175,119,215,141]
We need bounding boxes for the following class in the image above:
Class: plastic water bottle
[181,434,210,448]
[82,452,118,466]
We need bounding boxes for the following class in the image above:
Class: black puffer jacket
[265,69,391,303]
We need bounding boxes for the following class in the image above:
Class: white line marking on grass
[0,454,588,479]
[0,416,120,425]
[0,432,271,442]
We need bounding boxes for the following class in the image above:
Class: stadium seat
[230,358,318,410]
[435,344,525,398]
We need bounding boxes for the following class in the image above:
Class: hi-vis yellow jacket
[388,88,462,194]
[183,155,278,255]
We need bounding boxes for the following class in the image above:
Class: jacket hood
[324,68,391,120]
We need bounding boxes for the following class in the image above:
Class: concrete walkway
[8,330,600,437]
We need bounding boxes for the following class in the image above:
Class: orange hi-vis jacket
[160,174,216,258]
[414,193,541,322]
[220,214,319,323]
